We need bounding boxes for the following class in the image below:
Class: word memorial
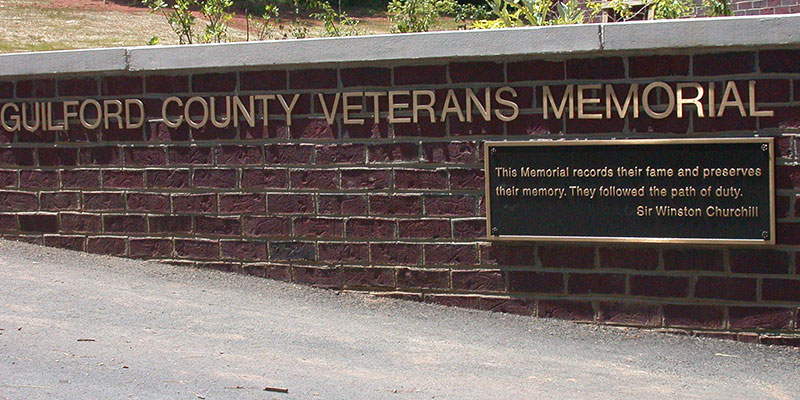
[485,139,775,244]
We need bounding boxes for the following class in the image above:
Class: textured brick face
[3,46,800,343]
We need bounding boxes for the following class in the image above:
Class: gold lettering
[542,85,573,119]
[494,86,518,122]
[343,92,365,125]
[676,82,704,118]
[412,90,436,123]
[577,84,601,119]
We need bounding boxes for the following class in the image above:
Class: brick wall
[1,44,800,345]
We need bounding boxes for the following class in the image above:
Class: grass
[0,0,464,54]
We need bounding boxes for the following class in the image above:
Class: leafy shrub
[388,0,458,33]
[474,0,583,28]
[143,0,197,44]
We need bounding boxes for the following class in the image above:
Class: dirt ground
[0,0,401,53]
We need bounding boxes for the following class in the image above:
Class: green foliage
[703,0,732,16]
[147,35,161,45]
[388,0,458,33]
[451,2,491,22]
[309,1,363,36]
[475,0,583,28]
[247,4,280,40]
[649,0,693,19]
[200,0,234,43]
[143,0,197,44]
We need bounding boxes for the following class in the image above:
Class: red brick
[346,218,395,239]
[663,249,725,271]
[175,239,219,259]
[192,72,236,92]
[426,295,482,309]
[729,307,794,330]
[628,55,689,78]
[0,81,12,98]
[318,195,367,215]
[693,52,756,75]
[663,304,724,329]
[319,243,368,263]
[630,275,690,298]
[394,169,447,190]
[341,267,395,288]
[38,148,77,166]
[172,194,216,213]
[393,120,446,138]
[566,116,625,134]
[104,215,146,233]
[629,113,690,134]
[368,143,419,163]
[78,147,120,166]
[597,302,661,327]
[450,168,483,190]
[694,108,757,132]
[0,170,17,188]
[60,170,99,188]
[103,170,144,188]
[241,169,288,189]
[695,277,757,301]
[0,214,17,231]
[290,170,338,190]
[568,273,625,295]
[193,169,236,188]
[0,191,37,211]
[314,144,366,165]
[776,195,791,218]
[267,194,313,214]
[292,266,341,288]
[730,249,791,274]
[147,169,190,189]
[759,49,800,73]
[394,65,447,85]
[20,170,58,188]
[369,195,422,216]
[129,238,173,258]
[243,263,292,281]
[269,242,315,261]
[101,76,143,95]
[425,244,477,265]
[538,246,595,269]
[58,78,98,97]
[168,146,212,165]
[341,67,391,88]
[264,144,313,164]
[775,165,800,189]
[371,243,422,265]
[449,116,504,136]
[342,120,390,139]
[537,300,594,322]
[758,336,800,347]
[242,216,290,237]
[453,219,485,239]
[190,126,236,141]
[762,107,800,130]
[291,118,335,139]
[16,79,56,98]
[289,69,337,89]
[762,279,800,302]
[449,61,503,83]
[19,214,57,233]
[221,240,267,261]
[60,213,101,233]
[239,70,286,91]
[87,237,126,256]
[294,217,344,238]
[0,148,34,166]
[40,192,79,210]
[3,235,42,245]
[507,271,564,293]
[83,192,125,211]
[482,299,536,315]
[567,57,624,79]
[18,130,56,144]
[219,193,265,214]
[198,262,240,273]
[215,145,262,165]
[44,235,85,252]
[422,142,480,164]
[341,169,391,189]
[123,147,166,166]
[146,75,189,93]
[397,268,449,289]
[149,215,192,233]
[599,247,658,270]
[507,60,564,81]
[452,270,503,292]
[195,216,240,236]
[399,219,450,239]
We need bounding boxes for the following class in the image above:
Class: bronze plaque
[485,138,775,245]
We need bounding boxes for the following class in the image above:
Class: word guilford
[0,80,773,132]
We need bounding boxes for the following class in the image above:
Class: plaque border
[484,138,776,245]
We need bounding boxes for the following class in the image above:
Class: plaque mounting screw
[761,231,770,239]
[491,227,498,234]
[761,144,769,151]
[490,148,496,154]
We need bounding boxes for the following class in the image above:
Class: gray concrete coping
[0,14,798,78]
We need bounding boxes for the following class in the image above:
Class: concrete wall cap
[0,14,798,78]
